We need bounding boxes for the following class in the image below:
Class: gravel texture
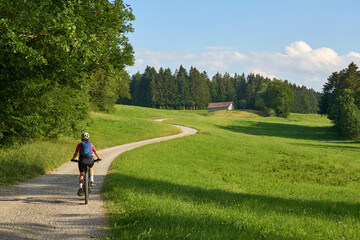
[0,121,197,239]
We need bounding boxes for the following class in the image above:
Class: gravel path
[0,121,197,239]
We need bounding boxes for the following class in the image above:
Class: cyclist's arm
[91,144,101,159]
[71,151,78,160]
[93,150,101,159]
[72,144,81,160]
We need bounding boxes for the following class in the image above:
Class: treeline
[120,66,319,115]
[290,85,320,114]
[319,62,360,139]
[0,0,134,144]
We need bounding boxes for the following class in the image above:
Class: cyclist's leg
[78,161,86,183]
[89,166,96,186]
[79,172,85,183]
[77,172,85,196]
[77,161,86,196]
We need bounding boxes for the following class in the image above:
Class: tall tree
[290,84,319,113]
[189,67,210,109]
[209,74,220,102]
[264,79,294,118]
[320,62,360,139]
[217,73,227,102]
[246,74,270,109]
[0,0,135,144]
[233,73,247,108]
[319,72,341,115]
[129,72,142,106]
[339,62,360,105]
[175,65,191,109]
[144,66,157,107]
[224,73,236,102]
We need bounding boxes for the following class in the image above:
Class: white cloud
[284,41,341,72]
[345,51,360,62]
[306,76,321,82]
[252,69,277,80]
[246,41,360,89]
[136,50,196,61]
[133,48,248,73]
[129,42,360,91]
[205,46,234,51]
[134,58,145,66]
[285,41,312,57]
[195,51,248,71]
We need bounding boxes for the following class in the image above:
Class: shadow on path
[0,213,103,240]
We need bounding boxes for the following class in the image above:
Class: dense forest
[119,66,320,116]
[0,0,134,144]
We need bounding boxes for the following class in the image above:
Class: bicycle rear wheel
[84,169,89,204]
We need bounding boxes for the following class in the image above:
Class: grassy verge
[0,105,182,186]
[103,109,360,239]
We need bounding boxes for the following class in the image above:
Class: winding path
[0,121,197,239]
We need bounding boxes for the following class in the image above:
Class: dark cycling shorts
[78,157,94,173]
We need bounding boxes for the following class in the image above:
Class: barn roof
[207,101,234,109]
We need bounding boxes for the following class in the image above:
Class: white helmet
[81,132,90,140]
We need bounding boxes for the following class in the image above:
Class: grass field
[102,105,360,239]
[2,104,360,239]
[0,106,181,186]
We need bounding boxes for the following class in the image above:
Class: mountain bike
[71,158,101,204]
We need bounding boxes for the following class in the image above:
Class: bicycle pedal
[77,188,84,197]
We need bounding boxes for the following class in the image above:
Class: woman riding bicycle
[71,132,101,196]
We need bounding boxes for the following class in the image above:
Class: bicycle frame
[72,158,101,205]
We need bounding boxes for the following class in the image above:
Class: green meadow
[102,105,360,239]
[1,104,360,239]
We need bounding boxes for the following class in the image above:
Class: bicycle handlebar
[71,158,102,162]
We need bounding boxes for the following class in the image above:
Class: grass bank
[0,105,182,186]
[103,107,360,239]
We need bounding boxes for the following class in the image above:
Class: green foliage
[333,89,360,139]
[189,67,210,109]
[264,79,294,118]
[245,73,271,109]
[91,69,131,112]
[0,0,134,144]
[176,65,193,109]
[319,72,340,115]
[320,63,360,139]
[264,107,275,116]
[253,84,268,111]
[290,84,319,113]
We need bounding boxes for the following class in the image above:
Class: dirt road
[0,121,197,239]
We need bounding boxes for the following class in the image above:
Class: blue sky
[125,0,360,91]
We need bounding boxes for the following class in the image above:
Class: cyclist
[71,132,101,196]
